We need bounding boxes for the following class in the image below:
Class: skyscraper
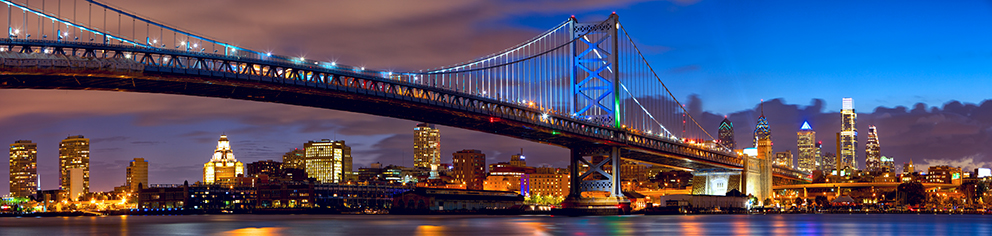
[821,151,836,172]
[865,125,881,172]
[414,123,440,176]
[303,139,353,183]
[839,98,858,170]
[718,117,735,150]
[797,121,817,172]
[59,135,90,199]
[9,140,38,198]
[452,149,486,190]
[753,105,771,147]
[203,135,244,185]
[126,158,148,192]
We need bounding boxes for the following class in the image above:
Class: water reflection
[220,227,285,236]
[0,214,989,235]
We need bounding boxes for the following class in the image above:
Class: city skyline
[4,0,992,195]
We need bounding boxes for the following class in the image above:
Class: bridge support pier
[560,146,630,215]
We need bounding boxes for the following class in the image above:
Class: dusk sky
[4,0,992,194]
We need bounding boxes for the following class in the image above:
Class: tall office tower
[865,125,881,172]
[452,149,486,190]
[59,135,90,198]
[203,135,244,185]
[796,121,818,172]
[839,98,858,170]
[718,117,736,150]
[281,148,304,170]
[797,121,817,172]
[510,149,526,167]
[304,139,353,183]
[753,105,771,147]
[814,141,824,171]
[821,151,836,172]
[774,151,794,168]
[9,140,38,198]
[414,123,440,178]
[126,158,148,192]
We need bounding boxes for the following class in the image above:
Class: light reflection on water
[0,214,989,235]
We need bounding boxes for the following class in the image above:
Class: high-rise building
[774,151,793,168]
[413,123,440,173]
[9,140,38,198]
[718,117,735,150]
[203,135,244,185]
[839,98,858,170]
[281,148,304,170]
[246,160,283,178]
[126,158,148,192]
[865,125,881,172]
[59,135,90,198]
[820,151,836,173]
[797,121,817,172]
[303,139,352,183]
[452,149,486,190]
[753,107,771,147]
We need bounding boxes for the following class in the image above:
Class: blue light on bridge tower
[571,14,621,128]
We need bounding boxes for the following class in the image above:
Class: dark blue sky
[3,0,992,194]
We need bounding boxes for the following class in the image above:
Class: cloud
[921,154,992,171]
[695,97,992,169]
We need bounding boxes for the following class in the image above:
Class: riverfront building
[59,135,90,199]
[414,123,440,178]
[303,139,353,183]
[9,140,38,198]
[203,135,244,185]
[452,149,486,190]
[126,158,148,192]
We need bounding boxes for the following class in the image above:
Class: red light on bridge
[489,117,500,123]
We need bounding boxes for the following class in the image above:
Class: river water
[1,214,990,235]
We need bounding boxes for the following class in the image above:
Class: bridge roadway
[0,39,809,182]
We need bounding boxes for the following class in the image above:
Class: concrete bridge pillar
[561,146,630,215]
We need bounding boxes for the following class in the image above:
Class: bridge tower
[561,14,631,215]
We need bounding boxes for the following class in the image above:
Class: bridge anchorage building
[0,0,810,214]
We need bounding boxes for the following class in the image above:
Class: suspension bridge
[0,0,809,213]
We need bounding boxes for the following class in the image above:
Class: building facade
[774,150,793,168]
[413,123,440,175]
[59,135,90,199]
[452,149,486,190]
[529,167,569,198]
[797,121,817,172]
[839,98,858,171]
[9,140,38,198]
[865,125,881,172]
[126,158,148,192]
[281,149,304,170]
[247,160,283,178]
[303,139,353,183]
[718,118,735,150]
[203,135,244,185]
